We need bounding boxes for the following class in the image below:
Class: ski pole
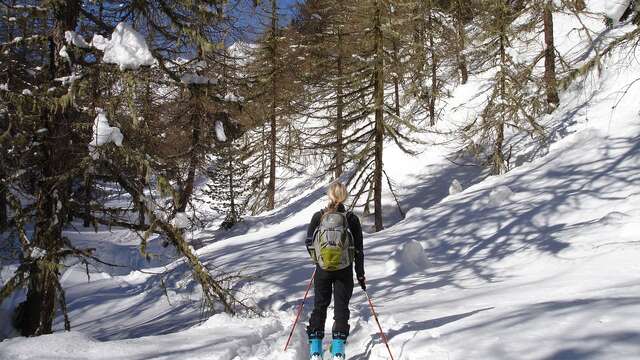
[284,268,316,352]
[364,290,395,360]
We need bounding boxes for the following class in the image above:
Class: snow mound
[449,179,463,195]
[386,240,428,275]
[487,185,515,207]
[102,22,154,70]
[405,207,426,219]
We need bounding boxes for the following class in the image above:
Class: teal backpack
[310,211,355,271]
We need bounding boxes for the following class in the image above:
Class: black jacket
[305,203,365,279]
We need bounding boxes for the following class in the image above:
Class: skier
[305,181,365,360]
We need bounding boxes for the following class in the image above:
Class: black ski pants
[308,265,354,336]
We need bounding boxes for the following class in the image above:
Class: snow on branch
[64,31,91,49]
[101,22,155,70]
[89,110,123,158]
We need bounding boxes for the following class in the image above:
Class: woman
[305,181,365,360]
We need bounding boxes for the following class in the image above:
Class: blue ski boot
[330,331,348,360]
[308,330,324,360]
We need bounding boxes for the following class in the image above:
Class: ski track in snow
[3,3,640,359]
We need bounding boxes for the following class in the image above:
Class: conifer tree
[465,0,547,175]
[0,0,250,336]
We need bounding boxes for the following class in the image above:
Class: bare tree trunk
[176,94,202,213]
[228,151,237,224]
[428,1,437,126]
[363,178,374,216]
[543,0,560,111]
[335,31,344,179]
[0,191,6,232]
[137,171,146,226]
[266,0,278,210]
[83,174,91,227]
[493,6,508,175]
[392,40,401,117]
[373,0,385,232]
[0,168,6,231]
[454,0,468,84]
[412,2,427,101]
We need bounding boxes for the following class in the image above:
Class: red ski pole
[364,290,395,360]
[284,268,316,351]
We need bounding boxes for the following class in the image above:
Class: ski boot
[330,331,348,360]
[308,329,324,360]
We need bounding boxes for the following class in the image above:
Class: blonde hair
[326,181,348,212]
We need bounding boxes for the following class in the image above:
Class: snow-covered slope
[3,3,640,360]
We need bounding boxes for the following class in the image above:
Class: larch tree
[0,0,251,337]
[465,0,548,175]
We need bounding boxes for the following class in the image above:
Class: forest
[2,1,640,359]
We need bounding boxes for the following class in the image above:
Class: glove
[357,276,366,291]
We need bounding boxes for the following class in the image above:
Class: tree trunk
[455,0,469,84]
[228,151,237,225]
[543,1,560,111]
[266,0,278,210]
[412,2,426,100]
[373,0,385,232]
[137,172,146,226]
[428,2,437,126]
[17,0,81,336]
[0,189,6,232]
[392,40,401,117]
[0,168,6,231]
[494,6,508,176]
[83,174,91,227]
[335,30,344,179]
[176,94,202,213]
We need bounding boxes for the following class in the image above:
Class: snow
[448,179,463,195]
[171,212,190,229]
[0,313,299,360]
[224,92,243,102]
[54,74,82,86]
[385,240,428,275]
[486,185,514,207]
[3,3,640,360]
[30,247,46,259]
[91,34,109,51]
[0,83,7,91]
[64,31,90,49]
[606,0,632,23]
[215,120,227,142]
[89,111,123,157]
[180,73,218,85]
[58,45,69,60]
[102,22,154,70]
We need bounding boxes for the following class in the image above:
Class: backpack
[310,211,355,271]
